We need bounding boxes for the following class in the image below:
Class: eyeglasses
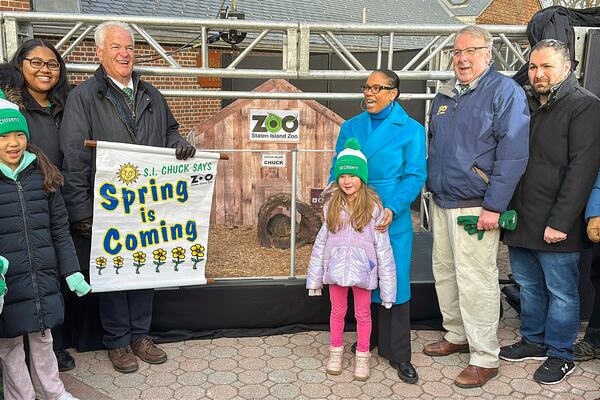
[23,57,60,71]
[360,84,395,94]
[451,46,488,57]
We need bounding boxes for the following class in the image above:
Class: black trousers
[371,301,412,363]
[99,288,154,349]
[584,243,600,347]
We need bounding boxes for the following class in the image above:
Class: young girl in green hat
[0,98,90,400]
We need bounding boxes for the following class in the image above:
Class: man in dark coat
[501,39,600,385]
[60,21,196,374]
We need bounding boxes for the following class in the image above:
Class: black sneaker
[573,339,600,362]
[499,338,547,361]
[533,357,575,385]
[55,348,76,372]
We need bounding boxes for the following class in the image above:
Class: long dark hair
[27,143,64,192]
[0,38,69,106]
[372,68,400,100]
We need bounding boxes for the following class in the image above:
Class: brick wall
[477,0,542,25]
[55,39,222,136]
[0,0,30,11]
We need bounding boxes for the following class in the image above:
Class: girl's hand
[382,302,393,309]
[308,289,322,296]
[375,208,393,232]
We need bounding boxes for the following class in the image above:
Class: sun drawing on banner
[116,163,140,185]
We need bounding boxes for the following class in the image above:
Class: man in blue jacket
[424,25,530,388]
[574,170,600,362]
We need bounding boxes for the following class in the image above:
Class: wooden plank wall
[195,91,343,226]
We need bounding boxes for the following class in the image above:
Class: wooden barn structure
[193,79,345,226]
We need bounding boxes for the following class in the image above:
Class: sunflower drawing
[133,251,146,274]
[113,256,124,274]
[95,257,107,275]
[190,244,205,270]
[153,248,167,273]
[171,247,186,271]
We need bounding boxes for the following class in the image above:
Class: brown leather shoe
[454,365,498,388]
[131,336,167,364]
[108,346,138,373]
[423,339,469,356]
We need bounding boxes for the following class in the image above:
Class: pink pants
[0,330,66,400]
[329,284,372,352]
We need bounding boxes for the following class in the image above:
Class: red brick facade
[0,0,29,11]
[477,0,542,24]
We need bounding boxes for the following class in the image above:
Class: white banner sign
[90,141,219,292]
[249,109,300,142]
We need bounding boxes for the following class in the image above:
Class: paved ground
[61,300,600,400]
[61,245,600,400]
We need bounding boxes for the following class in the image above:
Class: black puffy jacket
[0,162,79,338]
[60,66,190,223]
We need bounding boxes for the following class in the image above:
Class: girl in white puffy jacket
[306,138,396,381]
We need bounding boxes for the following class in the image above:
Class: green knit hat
[334,138,368,183]
[0,98,29,140]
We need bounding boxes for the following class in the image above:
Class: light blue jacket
[306,204,397,303]
[586,169,600,220]
[329,103,426,303]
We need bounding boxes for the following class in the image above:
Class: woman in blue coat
[329,69,426,383]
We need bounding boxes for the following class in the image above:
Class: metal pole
[61,25,95,59]
[387,31,394,69]
[499,33,526,64]
[54,22,84,51]
[227,29,271,69]
[414,33,455,71]
[402,35,441,70]
[131,23,180,67]
[325,31,366,70]
[376,35,382,69]
[159,89,436,100]
[319,33,356,70]
[289,149,298,278]
[201,26,208,68]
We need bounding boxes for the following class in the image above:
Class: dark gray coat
[0,164,79,338]
[503,73,600,252]
[59,66,190,223]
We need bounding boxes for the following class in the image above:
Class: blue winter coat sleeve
[48,189,81,277]
[381,124,427,215]
[585,170,600,220]
[482,86,530,212]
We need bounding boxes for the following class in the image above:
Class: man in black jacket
[500,39,600,384]
[60,21,196,374]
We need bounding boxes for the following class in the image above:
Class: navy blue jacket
[0,163,79,338]
[427,65,530,212]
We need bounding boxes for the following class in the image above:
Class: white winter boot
[326,346,344,375]
[354,351,370,381]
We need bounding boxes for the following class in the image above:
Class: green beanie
[334,138,368,183]
[0,98,29,140]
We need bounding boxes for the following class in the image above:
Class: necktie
[123,87,134,103]
[459,85,470,96]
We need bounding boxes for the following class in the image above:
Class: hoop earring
[360,98,367,111]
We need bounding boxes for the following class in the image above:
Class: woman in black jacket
[0,38,69,168]
[0,38,75,370]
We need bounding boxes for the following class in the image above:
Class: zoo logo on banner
[249,110,300,142]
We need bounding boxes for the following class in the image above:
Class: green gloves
[0,256,8,297]
[66,272,91,297]
[457,210,518,240]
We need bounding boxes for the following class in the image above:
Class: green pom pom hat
[334,138,368,183]
[0,97,29,140]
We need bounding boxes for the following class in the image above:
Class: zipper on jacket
[16,181,45,331]
[440,98,458,200]
[106,94,138,144]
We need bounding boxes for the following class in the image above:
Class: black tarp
[513,6,600,86]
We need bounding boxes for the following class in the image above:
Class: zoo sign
[249,110,300,142]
